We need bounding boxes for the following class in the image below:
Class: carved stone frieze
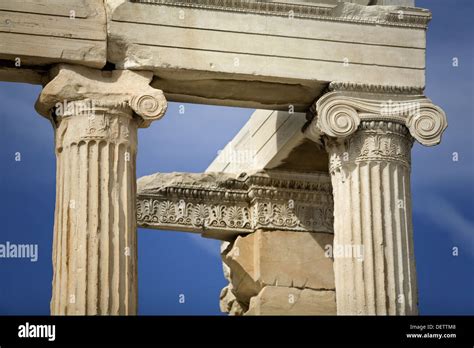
[137,171,333,239]
[137,198,252,234]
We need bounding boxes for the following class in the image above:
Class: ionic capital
[35,64,167,128]
[305,82,447,147]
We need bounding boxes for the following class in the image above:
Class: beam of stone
[108,0,430,110]
[35,64,167,315]
[304,82,447,315]
[0,0,106,79]
[372,0,415,6]
[0,66,46,85]
[1,0,428,109]
[206,109,328,174]
[137,171,334,240]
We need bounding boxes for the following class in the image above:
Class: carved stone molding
[52,107,137,152]
[305,87,447,147]
[131,0,431,28]
[328,82,424,95]
[35,64,167,129]
[327,121,413,174]
[137,171,333,240]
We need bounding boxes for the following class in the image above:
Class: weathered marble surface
[208,81,447,315]
[221,230,336,315]
[0,0,106,73]
[35,64,167,315]
[2,0,426,108]
[303,82,446,315]
[1,0,452,318]
[206,109,328,174]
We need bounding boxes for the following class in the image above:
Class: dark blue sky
[0,0,472,315]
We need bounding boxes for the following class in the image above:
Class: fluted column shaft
[35,64,167,315]
[326,121,416,315]
[304,83,447,315]
[52,104,138,315]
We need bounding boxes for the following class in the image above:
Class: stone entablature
[137,171,333,240]
[1,0,430,107]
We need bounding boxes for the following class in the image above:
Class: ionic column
[35,65,167,315]
[305,83,447,315]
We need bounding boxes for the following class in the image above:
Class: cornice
[131,0,431,29]
[328,82,425,96]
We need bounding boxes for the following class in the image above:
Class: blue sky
[0,0,473,315]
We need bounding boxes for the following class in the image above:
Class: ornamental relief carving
[251,201,333,232]
[55,112,137,150]
[137,198,252,231]
[326,122,413,174]
[351,130,412,164]
[137,197,333,234]
[136,171,334,236]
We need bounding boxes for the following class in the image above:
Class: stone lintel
[137,170,334,240]
[0,0,106,72]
